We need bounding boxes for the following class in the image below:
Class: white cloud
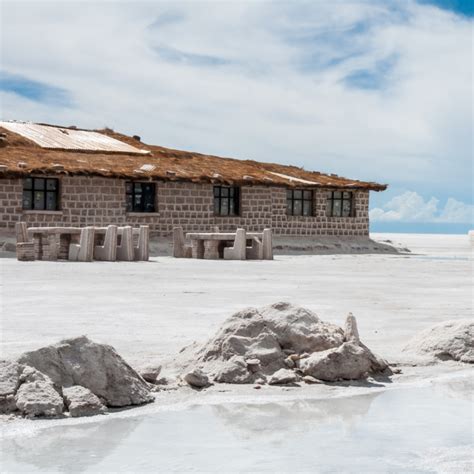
[0,1,472,201]
[370,191,474,223]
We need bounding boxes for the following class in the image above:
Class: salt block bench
[173,227,273,260]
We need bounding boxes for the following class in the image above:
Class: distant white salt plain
[1,233,472,472]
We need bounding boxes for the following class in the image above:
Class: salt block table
[27,227,111,261]
[185,232,263,259]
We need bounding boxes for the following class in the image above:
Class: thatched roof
[0,121,387,191]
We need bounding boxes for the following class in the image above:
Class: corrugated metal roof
[0,121,149,155]
[268,171,320,185]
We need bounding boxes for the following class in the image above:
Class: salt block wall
[0,177,369,236]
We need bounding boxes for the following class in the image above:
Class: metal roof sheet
[0,121,149,154]
[268,171,320,185]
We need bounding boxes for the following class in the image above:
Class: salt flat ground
[0,233,471,367]
[1,233,473,473]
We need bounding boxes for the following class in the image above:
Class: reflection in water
[432,375,474,403]
[2,417,141,473]
[213,392,380,441]
[1,378,472,473]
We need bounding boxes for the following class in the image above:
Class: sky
[0,0,472,233]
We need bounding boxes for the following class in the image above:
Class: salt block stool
[69,227,95,262]
[94,225,118,261]
[224,228,247,260]
[116,226,134,261]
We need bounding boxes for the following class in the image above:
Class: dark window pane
[342,199,352,217]
[234,188,239,214]
[144,200,154,212]
[23,178,32,190]
[214,198,220,214]
[134,182,142,192]
[126,182,133,194]
[229,198,235,215]
[303,190,312,200]
[303,201,312,216]
[287,198,293,215]
[142,185,155,212]
[221,187,229,197]
[133,194,142,210]
[34,191,45,210]
[333,191,342,199]
[34,178,45,190]
[214,187,220,197]
[343,191,351,199]
[126,194,133,212]
[327,191,333,198]
[294,189,302,200]
[326,198,332,216]
[294,199,302,216]
[220,199,229,215]
[229,188,235,197]
[23,190,32,209]
[46,192,57,210]
[333,199,342,217]
[46,179,57,191]
[287,189,292,199]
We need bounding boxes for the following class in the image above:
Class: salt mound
[404,320,474,363]
[1,336,153,419]
[18,336,152,407]
[184,302,389,384]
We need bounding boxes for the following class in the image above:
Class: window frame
[286,188,314,216]
[327,191,354,218]
[213,185,240,217]
[22,177,60,211]
[125,181,157,213]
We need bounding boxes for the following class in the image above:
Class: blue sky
[420,0,474,16]
[0,0,472,233]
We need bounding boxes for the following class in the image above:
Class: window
[23,177,59,211]
[287,189,313,216]
[126,182,156,212]
[214,186,240,216]
[326,191,354,217]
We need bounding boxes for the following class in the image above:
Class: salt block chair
[134,225,150,261]
[262,228,273,260]
[94,225,118,261]
[15,222,35,261]
[69,227,95,262]
[245,228,274,260]
[223,228,247,260]
[116,226,134,261]
[246,235,264,260]
[173,227,192,258]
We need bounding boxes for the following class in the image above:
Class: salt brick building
[0,121,386,237]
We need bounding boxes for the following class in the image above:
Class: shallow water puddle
[1,378,473,473]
